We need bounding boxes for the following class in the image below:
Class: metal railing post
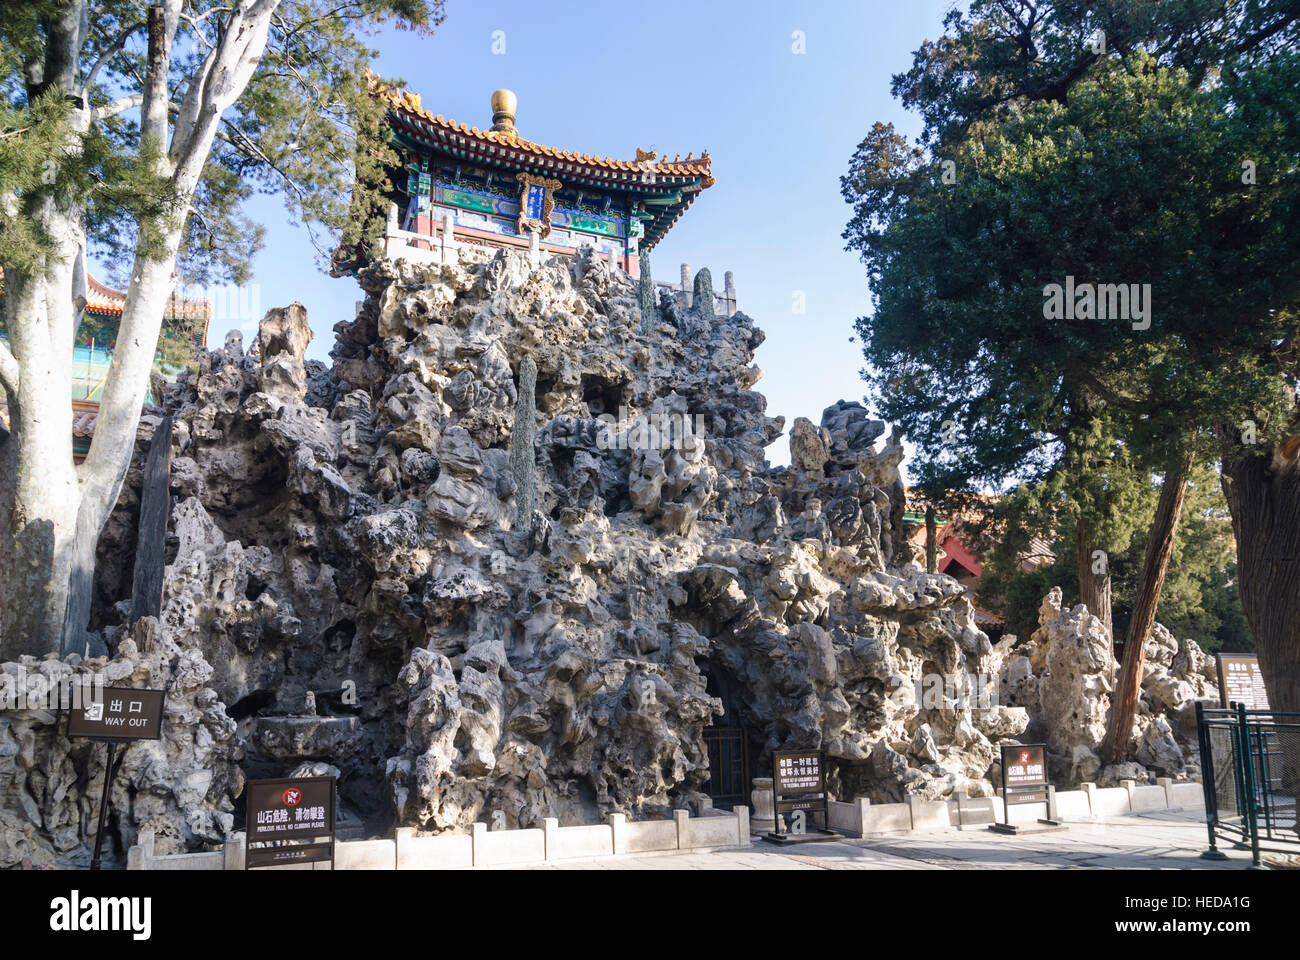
[1196,702,1228,859]
[1237,702,1262,867]
[1253,714,1274,840]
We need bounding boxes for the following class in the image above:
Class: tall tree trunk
[0,398,16,633]
[1220,437,1300,715]
[0,0,274,658]
[0,187,86,658]
[925,503,937,574]
[1221,432,1300,837]
[1075,514,1113,642]
[1102,450,1195,765]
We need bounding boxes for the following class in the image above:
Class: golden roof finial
[491,89,517,133]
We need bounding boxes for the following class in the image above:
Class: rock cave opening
[699,658,758,810]
[581,374,624,417]
[533,374,557,410]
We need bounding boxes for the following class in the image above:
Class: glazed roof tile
[373,76,715,183]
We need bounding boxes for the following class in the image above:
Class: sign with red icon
[245,776,336,869]
[1001,743,1049,803]
[991,743,1065,835]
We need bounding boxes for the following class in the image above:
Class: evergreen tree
[843,1,1300,756]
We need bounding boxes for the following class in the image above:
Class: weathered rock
[6,245,1124,859]
[996,587,1220,786]
[0,641,242,868]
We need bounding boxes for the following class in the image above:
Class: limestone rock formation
[0,624,242,869]
[994,587,1219,786]
[0,244,1208,862]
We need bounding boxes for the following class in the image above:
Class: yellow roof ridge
[366,73,712,177]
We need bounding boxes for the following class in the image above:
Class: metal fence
[1196,702,1300,866]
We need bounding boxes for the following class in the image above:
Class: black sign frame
[66,686,166,741]
[992,742,1063,834]
[245,776,337,870]
[64,685,167,870]
[771,750,831,836]
[1001,743,1049,806]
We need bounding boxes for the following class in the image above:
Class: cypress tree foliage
[638,251,656,334]
[841,0,1300,750]
[333,75,403,276]
[510,354,538,531]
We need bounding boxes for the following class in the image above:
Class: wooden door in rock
[703,726,749,810]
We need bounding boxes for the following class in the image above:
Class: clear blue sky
[187,0,961,467]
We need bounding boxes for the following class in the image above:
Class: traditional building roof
[370,76,715,252]
[83,274,212,348]
[0,270,209,462]
[901,487,1061,635]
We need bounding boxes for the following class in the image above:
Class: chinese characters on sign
[770,750,835,837]
[1216,654,1270,710]
[245,776,336,869]
[66,687,165,741]
[524,183,544,220]
[776,753,823,792]
[1002,744,1048,805]
[514,172,561,238]
[252,802,330,833]
[65,685,167,870]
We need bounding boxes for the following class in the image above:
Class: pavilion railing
[1196,701,1300,866]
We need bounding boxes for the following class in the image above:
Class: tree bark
[1102,450,1196,765]
[0,179,86,658]
[130,415,173,625]
[0,397,15,629]
[1075,513,1114,642]
[1220,437,1300,715]
[0,0,280,658]
[925,503,938,574]
[1220,432,1300,834]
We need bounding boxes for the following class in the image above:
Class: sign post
[245,777,337,869]
[763,750,843,845]
[989,743,1065,835]
[1215,653,1270,710]
[66,686,167,870]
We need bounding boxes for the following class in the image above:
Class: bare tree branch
[79,20,144,97]
[90,93,144,122]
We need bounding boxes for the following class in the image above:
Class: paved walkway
[521,811,1263,870]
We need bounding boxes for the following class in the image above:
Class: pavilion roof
[370,75,715,251]
[84,273,211,324]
